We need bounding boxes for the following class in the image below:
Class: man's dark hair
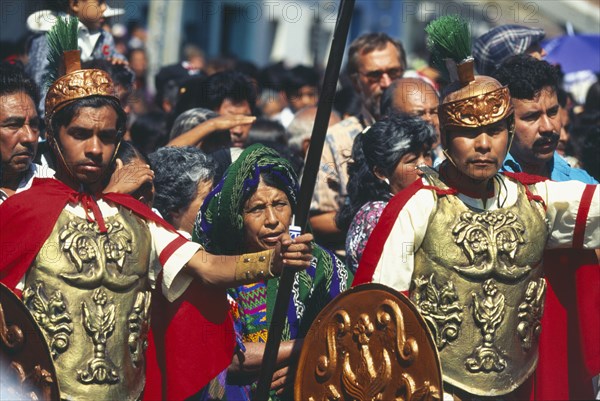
[346,33,406,76]
[258,62,287,91]
[283,65,319,97]
[201,70,257,113]
[174,71,257,120]
[0,62,39,105]
[46,0,70,12]
[492,55,560,100]
[129,112,168,157]
[584,81,600,114]
[50,96,127,138]
[248,119,287,146]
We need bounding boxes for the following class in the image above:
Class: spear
[253,0,355,399]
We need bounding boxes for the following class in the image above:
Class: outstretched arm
[167,115,256,148]
[183,233,313,288]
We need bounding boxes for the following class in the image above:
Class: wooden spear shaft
[253,0,355,399]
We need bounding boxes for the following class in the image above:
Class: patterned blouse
[345,200,388,273]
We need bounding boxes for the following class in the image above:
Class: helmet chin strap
[442,148,458,169]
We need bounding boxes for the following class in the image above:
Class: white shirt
[0,163,55,205]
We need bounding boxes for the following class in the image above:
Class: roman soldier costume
[353,16,599,400]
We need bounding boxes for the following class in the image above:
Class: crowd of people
[0,1,599,400]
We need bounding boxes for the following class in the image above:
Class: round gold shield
[295,283,442,401]
[0,282,60,400]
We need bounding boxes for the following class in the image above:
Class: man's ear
[69,0,80,14]
[372,166,387,181]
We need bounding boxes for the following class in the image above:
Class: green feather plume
[425,15,472,79]
[44,16,79,89]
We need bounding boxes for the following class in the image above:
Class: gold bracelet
[234,249,276,283]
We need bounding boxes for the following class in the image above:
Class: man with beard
[0,63,51,204]
[310,33,406,256]
[494,54,599,400]
[0,44,313,400]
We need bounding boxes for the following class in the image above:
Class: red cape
[0,178,234,400]
[353,173,599,399]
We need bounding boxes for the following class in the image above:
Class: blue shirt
[502,152,598,184]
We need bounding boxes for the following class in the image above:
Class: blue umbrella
[542,34,600,73]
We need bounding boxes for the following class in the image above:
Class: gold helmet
[43,17,119,133]
[426,16,514,140]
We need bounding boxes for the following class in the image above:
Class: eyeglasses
[359,67,404,83]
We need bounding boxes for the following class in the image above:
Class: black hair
[50,96,126,138]
[46,0,70,12]
[0,62,39,105]
[334,84,362,118]
[584,81,600,114]
[283,65,320,98]
[492,55,560,100]
[573,124,600,182]
[258,62,287,91]
[129,112,168,157]
[201,70,257,113]
[235,60,259,83]
[247,119,287,146]
[115,140,148,165]
[336,113,436,231]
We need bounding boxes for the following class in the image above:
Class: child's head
[49,0,107,31]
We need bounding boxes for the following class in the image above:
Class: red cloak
[0,178,234,400]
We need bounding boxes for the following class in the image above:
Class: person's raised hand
[104,158,154,195]
[208,114,256,131]
[271,233,313,276]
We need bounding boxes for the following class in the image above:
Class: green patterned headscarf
[193,144,299,254]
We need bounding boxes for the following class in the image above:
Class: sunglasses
[359,67,404,82]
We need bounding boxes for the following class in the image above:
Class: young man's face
[444,120,509,182]
[511,87,561,168]
[0,92,40,177]
[56,105,119,187]
[217,99,253,148]
[353,42,404,117]
[70,0,107,31]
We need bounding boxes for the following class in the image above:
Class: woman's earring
[383,178,390,185]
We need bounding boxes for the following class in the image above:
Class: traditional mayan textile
[229,244,350,343]
[193,144,353,400]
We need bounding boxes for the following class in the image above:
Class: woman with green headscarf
[194,144,352,399]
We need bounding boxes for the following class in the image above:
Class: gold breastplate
[411,174,548,396]
[23,208,152,401]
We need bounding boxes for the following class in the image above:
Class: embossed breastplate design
[411,175,548,396]
[24,208,153,401]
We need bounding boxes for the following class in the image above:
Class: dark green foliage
[426,15,472,78]
[44,16,79,89]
